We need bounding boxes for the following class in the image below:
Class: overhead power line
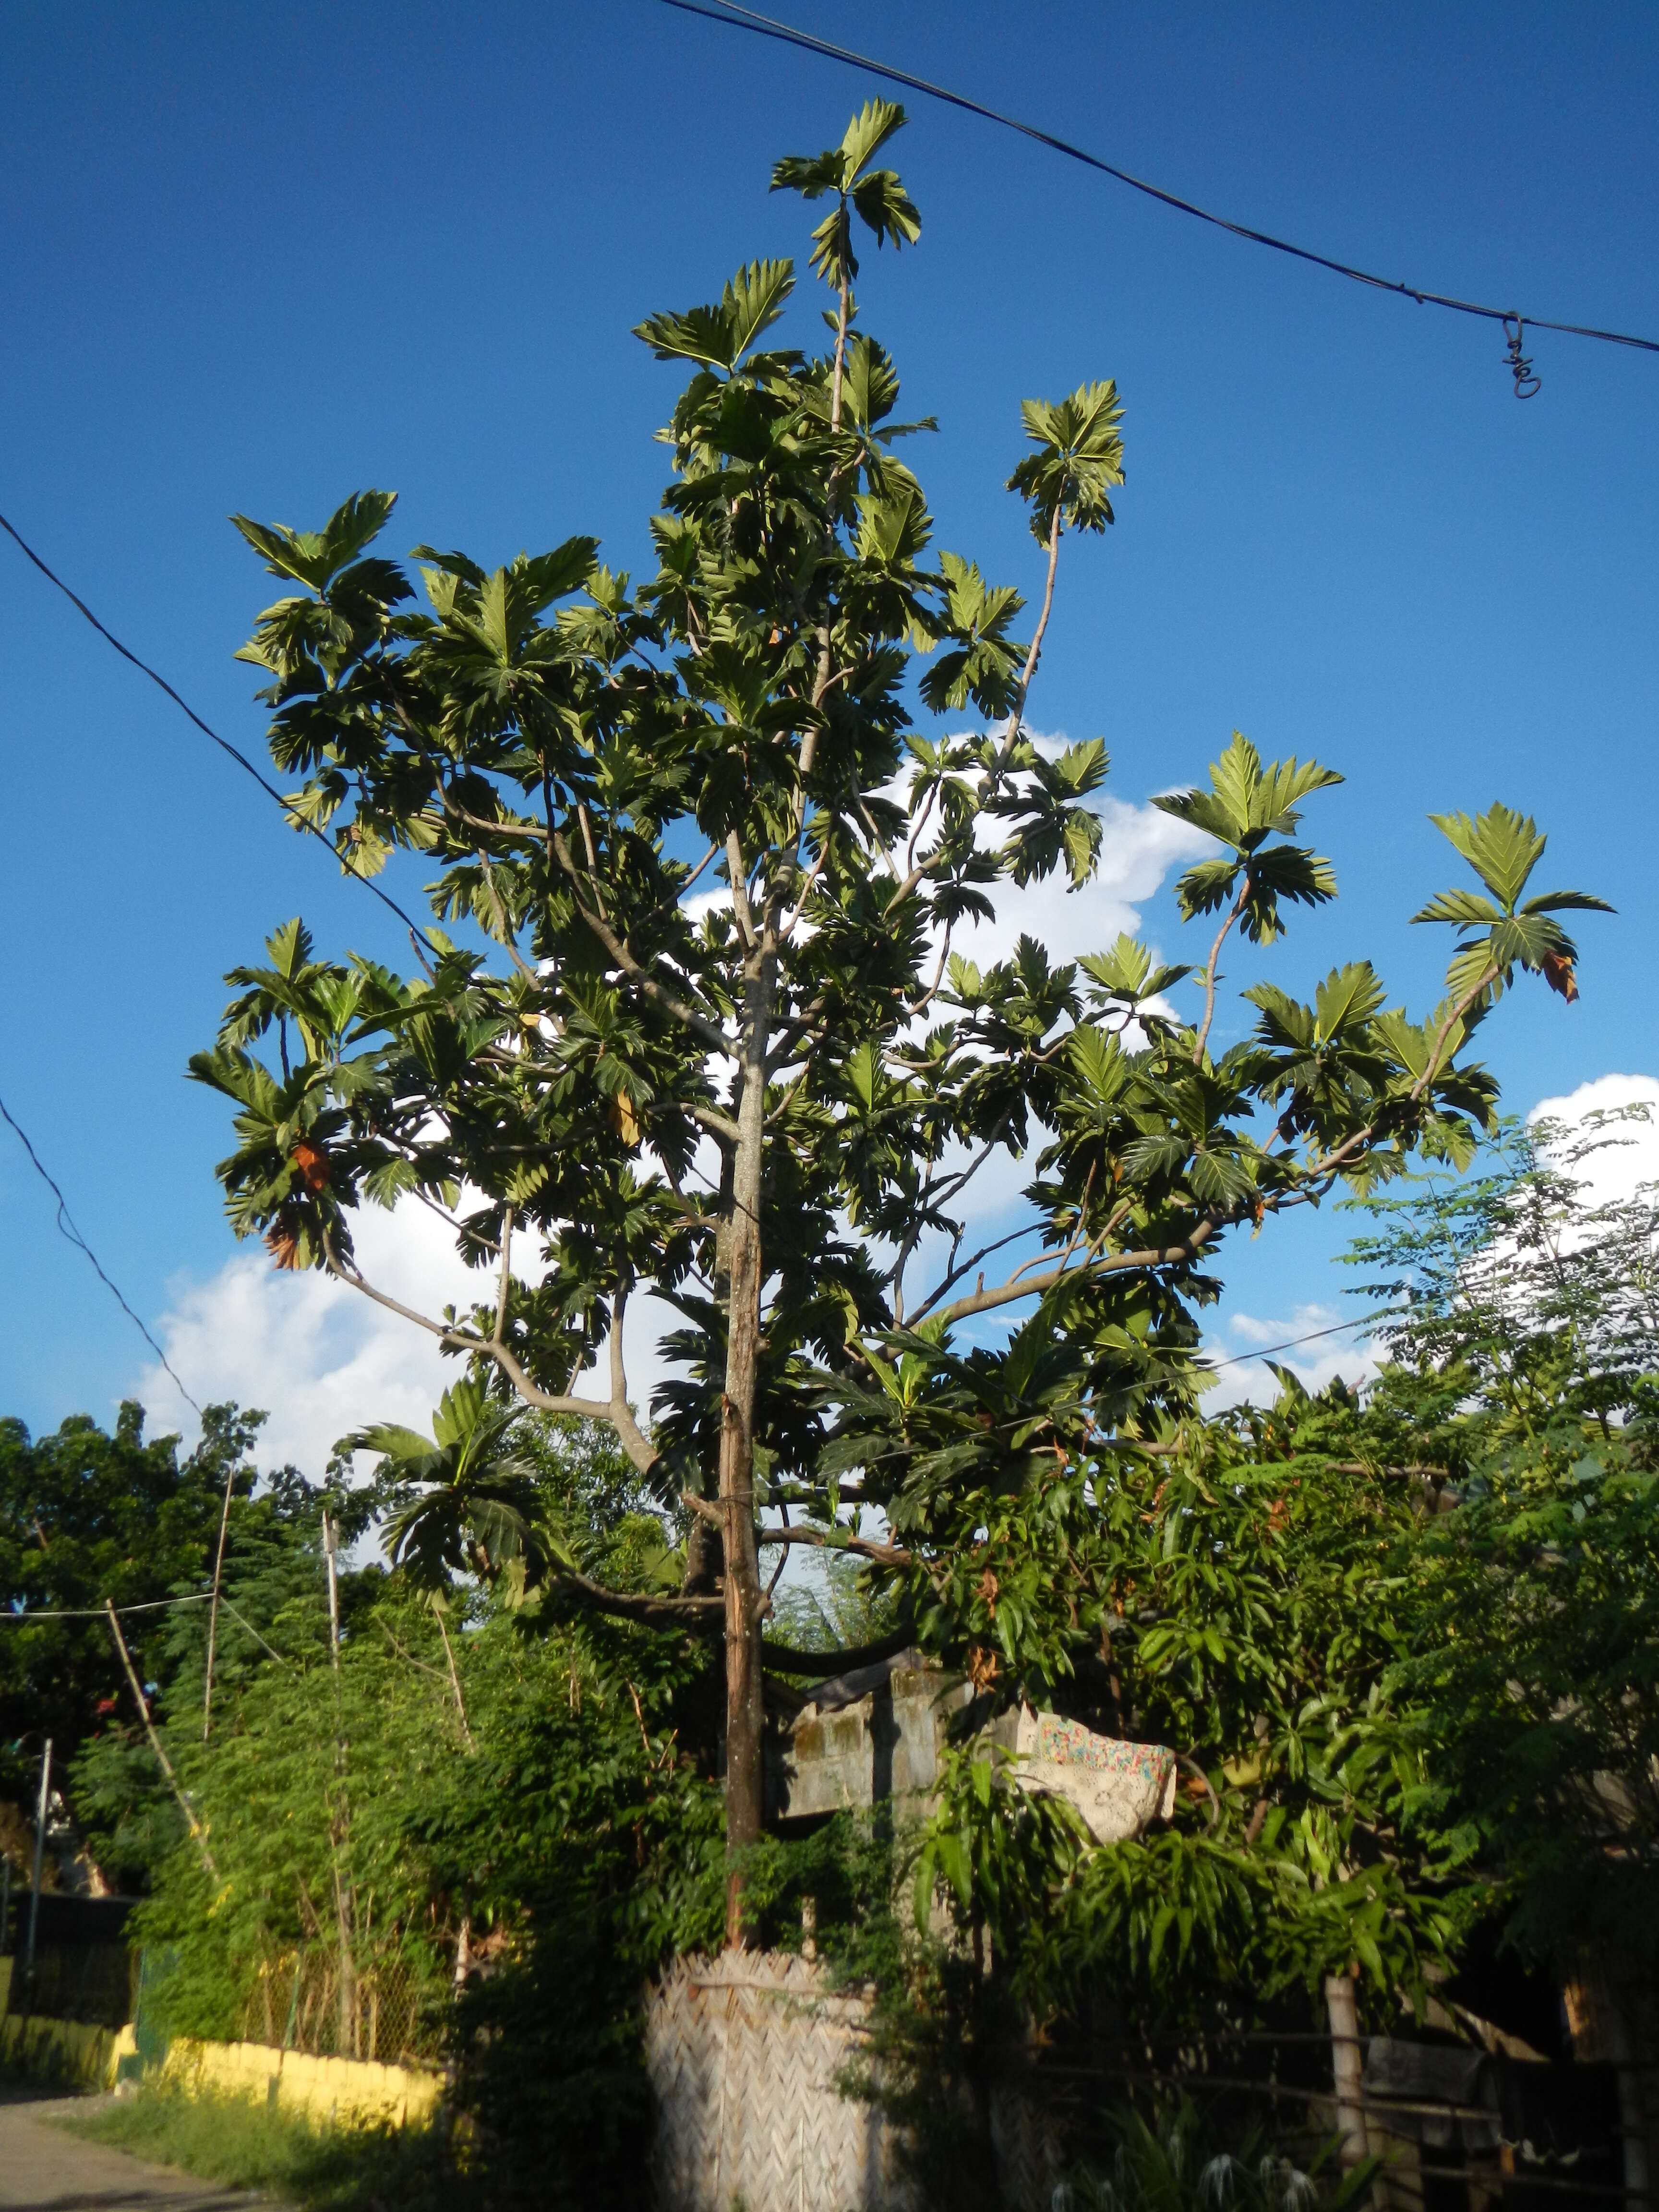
[0,1592,213,1622]
[658,0,1659,394]
[0,510,438,953]
[0,515,454,1418]
[1204,1315,1377,1373]
[0,1089,201,1415]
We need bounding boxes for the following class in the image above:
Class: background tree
[191,102,1602,1944]
[84,1419,728,2206]
[0,1401,260,1843]
[66,1419,374,1892]
[1344,1111,1659,1972]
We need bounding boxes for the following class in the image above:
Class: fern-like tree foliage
[190,102,1605,1944]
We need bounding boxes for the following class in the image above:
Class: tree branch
[688,1101,744,1146]
[761,1624,917,1676]
[757,1525,912,1569]
[552,1567,723,1625]
[992,506,1063,780]
[928,1217,1226,1329]
[908,1222,1039,1324]
[725,830,759,953]
[1194,873,1250,1065]
[493,1205,514,1343]
[322,1231,661,1475]
[549,828,734,1057]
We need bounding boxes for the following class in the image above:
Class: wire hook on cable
[1504,316,1541,398]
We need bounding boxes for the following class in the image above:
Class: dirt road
[0,2088,273,2212]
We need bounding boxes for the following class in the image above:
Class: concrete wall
[769,1661,975,1821]
[156,2034,443,2129]
[0,2008,121,2091]
[0,1947,440,2131]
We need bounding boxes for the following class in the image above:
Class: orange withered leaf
[292,1139,330,1190]
[609,1091,640,1146]
[265,1222,301,1270]
[1542,951,1578,1002]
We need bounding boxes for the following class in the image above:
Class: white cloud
[1202,1303,1381,1412]
[1197,1074,1659,1415]
[958,790,1207,977]
[1527,1072,1659,1207]
[139,1199,479,1476]
[140,1201,682,1482]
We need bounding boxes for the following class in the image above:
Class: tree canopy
[0,1403,260,1821]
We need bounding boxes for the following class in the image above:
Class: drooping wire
[0,510,440,956]
[0,1089,201,1415]
[1203,1314,1377,1373]
[657,0,1659,389]
[0,1593,214,1622]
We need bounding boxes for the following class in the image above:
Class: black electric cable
[0,1593,214,1623]
[0,1089,201,1414]
[0,509,439,954]
[658,0,1659,380]
[1203,1315,1375,1372]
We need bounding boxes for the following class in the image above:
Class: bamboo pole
[104,1600,217,1878]
[23,1738,50,1992]
[322,1512,358,2056]
[202,1447,239,1742]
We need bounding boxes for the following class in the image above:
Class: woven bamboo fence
[645,1950,912,2212]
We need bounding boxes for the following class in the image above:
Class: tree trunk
[719,947,772,1948]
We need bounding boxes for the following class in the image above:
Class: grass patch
[58,2084,448,2210]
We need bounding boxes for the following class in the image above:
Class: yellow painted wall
[0,2009,120,2091]
[157,2034,443,2129]
[0,1989,441,2131]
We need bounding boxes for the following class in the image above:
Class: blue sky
[0,0,1654,1464]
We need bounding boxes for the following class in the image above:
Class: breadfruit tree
[191,104,1606,1943]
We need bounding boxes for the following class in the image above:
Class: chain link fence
[235,1948,444,2065]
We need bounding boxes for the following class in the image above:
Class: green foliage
[0,1402,277,1823]
[345,1378,555,1590]
[1055,2102,1375,2212]
[94,1480,725,2200]
[1412,802,1612,1007]
[63,2086,446,2212]
[905,1424,1467,2031]
[1006,380,1126,539]
[1154,733,1341,948]
[1340,1111,1659,1969]
[771,99,921,288]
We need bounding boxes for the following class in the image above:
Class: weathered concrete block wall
[157,2035,443,2128]
[768,1659,974,1822]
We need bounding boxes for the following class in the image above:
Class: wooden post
[322,1512,358,2055]
[202,1448,238,1742]
[104,1602,218,1878]
[23,1738,50,1993]
[1325,1972,1370,2175]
